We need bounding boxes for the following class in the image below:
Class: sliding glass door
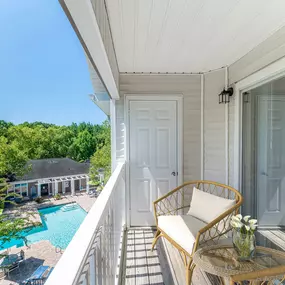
[242,76,285,228]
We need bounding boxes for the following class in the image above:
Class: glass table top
[193,244,285,278]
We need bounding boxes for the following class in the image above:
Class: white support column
[86,177,90,193]
[79,179,82,191]
[55,181,58,195]
[51,182,55,196]
[71,179,75,196]
[37,182,41,197]
[62,181,66,194]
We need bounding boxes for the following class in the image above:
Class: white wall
[228,93,236,187]
[229,26,285,85]
[115,98,125,162]
[114,50,285,190]
[118,74,201,182]
[203,69,227,183]
[90,0,119,89]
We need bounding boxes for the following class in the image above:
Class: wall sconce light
[243,91,250,103]
[219,87,234,104]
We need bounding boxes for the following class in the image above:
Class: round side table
[193,244,285,284]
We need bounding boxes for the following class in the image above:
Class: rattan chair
[152,180,243,285]
[230,265,285,285]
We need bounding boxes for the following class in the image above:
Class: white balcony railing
[45,162,126,285]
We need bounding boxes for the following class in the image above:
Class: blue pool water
[1,204,87,250]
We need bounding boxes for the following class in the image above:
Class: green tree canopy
[89,120,111,185]
[0,120,111,178]
[0,137,29,177]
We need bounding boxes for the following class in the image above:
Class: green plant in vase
[231,214,257,261]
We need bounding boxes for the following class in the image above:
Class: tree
[89,120,111,185]
[0,120,111,177]
[69,130,95,161]
[0,120,13,137]
[0,137,29,177]
[0,179,34,252]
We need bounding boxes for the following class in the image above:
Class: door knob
[261,171,268,176]
[171,171,177,176]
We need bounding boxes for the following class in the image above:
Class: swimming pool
[1,203,87,250]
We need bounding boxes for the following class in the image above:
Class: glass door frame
[234,58,285,215]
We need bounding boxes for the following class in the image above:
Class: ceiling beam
[59,0,120,99]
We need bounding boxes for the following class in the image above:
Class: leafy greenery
[34,196,44,204]
[0,119,111,251]
[53,193,62,200]
[89,120,111,186]
[0,120,111,178]
[0,179,34,252]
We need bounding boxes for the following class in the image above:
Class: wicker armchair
[152,180,243,285]
[230,266,285,285]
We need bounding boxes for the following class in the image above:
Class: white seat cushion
[158,215,206,254]
[187,187,235,224]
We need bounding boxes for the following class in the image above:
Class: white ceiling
[105,0,285,73]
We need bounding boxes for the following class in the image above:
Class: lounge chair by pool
[21,265,54,285]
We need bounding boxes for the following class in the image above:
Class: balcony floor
[121,228,218,285]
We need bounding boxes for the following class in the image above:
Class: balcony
[43,160,285,285]
[44,162,221,285]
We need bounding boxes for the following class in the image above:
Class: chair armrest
[194,203,241,251]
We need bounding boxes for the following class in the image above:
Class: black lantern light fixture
[218,87,234,104]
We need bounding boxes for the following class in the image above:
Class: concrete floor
[38,192,97,213]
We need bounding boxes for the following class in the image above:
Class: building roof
[16,158,90,182]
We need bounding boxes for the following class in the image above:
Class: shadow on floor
[123,228,174,285]
[3,257,45,284]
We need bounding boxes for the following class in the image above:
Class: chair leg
[151,229,161,251]
[186,259,195,285]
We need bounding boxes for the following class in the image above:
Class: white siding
[91,0,119,88]
[86,56,108,95]
[228,95,236,187]
[229,26,285,85]
[118,74,201,182]
[228,30,285,188]
[204,69,226,184]
[115,98,125,162]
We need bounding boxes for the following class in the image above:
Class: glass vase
[232,229,256,261]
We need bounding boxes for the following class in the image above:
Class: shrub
[96,185,103,192]
[54,193,62,200]
[34,196,44,204]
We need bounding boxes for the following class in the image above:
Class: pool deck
[0,241,63,285]
[0,192,96,285]
[38,192,96,212]
[3,192,96,227]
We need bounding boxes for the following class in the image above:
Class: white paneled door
[129,100,178,226]
[257,96,285,227]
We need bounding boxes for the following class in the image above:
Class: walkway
[38,192,96,212]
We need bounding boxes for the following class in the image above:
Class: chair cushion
[158,215,206,254]
[187,187,235,224]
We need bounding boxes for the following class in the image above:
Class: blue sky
[0,0,107,126]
